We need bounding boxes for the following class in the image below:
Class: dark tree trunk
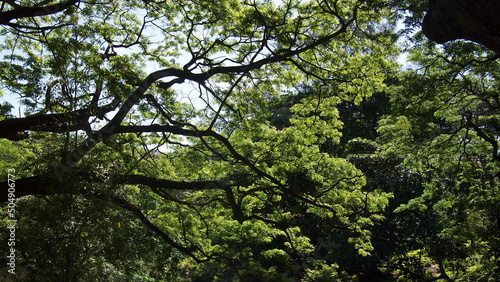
[422,0,500,54]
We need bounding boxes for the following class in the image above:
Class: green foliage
[376,39,500,280]
[0,0,498,281]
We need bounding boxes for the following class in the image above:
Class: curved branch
[0,101,119,140]
[423,0,500,54]
[0,173,226,202]
[465,116,500,161]
[0,0,80,25]
[111,197,206,263]
[52,16,357,175]
[113,125,341,215]
[114,174,227,190]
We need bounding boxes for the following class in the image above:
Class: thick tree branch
[0,112,86,139]
[423,0,500,54]
[0,175,54,202]
[114,124,203,136]
[53,16,356,175]
[0,0,80,25]
[114,174,227,190]
[114,125,341,215]
[0,173,214,261]
[0,173,226,202]
[0,101,119,140]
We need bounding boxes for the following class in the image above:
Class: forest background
[0,0,499,281]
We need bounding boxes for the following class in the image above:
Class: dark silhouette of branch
[0,0,80,25]
[465,115,500,161]
[114,174,227,190]
[423,0,500,54]
[0,101,119,140]
[113,124,341,215]
[0,173,226,202]
[0,175,55,202]
[111,197,207,263]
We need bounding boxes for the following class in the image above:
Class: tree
[1,0,498,280]
[0,0,398,279]
[376,36,500,280]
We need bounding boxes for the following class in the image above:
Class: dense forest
[0,0,498,281]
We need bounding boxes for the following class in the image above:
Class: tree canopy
[0,0,498,280]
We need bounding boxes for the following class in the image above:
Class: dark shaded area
[423,0,500,54]
[0,0,79,24]
[0,101,119,140]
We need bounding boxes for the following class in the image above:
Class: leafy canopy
[0,0,498,281]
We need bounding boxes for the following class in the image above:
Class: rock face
[422,0,500,54]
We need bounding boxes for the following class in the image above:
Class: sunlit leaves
[378,31,500,279]
[0,0,403,279]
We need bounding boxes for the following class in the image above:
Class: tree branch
[0,101,119,140]
[465,115,500,161]
[0,173,226,202]
[111,197,206,262]
[0,175,55,202]
[114,174,227,190]
[0,0,80,25]
[53,16,356,174]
